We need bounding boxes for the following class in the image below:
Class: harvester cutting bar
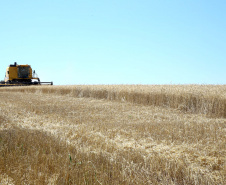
[0,81,53,87]
[0,84,29,87]
[39,82,53,85]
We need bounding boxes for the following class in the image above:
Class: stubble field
[0,85,225,184]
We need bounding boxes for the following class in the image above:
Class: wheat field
[0,85,225,184]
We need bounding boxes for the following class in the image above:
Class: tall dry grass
[2,126,213,184]
[0,126,125,184]
[0,85,225,184]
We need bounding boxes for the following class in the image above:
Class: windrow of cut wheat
[1,85,226,118]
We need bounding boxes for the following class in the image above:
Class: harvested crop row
[1,85,226,118]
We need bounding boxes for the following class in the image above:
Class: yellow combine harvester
[0,62,53,86]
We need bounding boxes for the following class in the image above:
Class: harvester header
[0,62,53,86]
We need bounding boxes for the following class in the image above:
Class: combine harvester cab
[0,62,53,86]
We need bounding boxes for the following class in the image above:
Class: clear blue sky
[0,0,225,85]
